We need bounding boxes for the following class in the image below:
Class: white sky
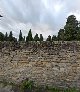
[0,0,80,39]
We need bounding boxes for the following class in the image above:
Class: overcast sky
[0,0,80,39]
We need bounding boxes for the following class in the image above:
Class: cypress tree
[9,31,13,41]
[34,33,40,41]
[46,35,51,41]
[0,32,4,41]
[26,29,33,42]
[4,32,8,41]
[52,35,57,41]
[40,34,43,41]
[19,30,23,41]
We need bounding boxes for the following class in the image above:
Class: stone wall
[0,41,80,88]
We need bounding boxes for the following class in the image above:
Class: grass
[0,79,80,92]
[19,80,80,92]
[19,80,34,92]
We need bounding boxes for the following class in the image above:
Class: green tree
[34,33,40,41]
[0,32,4,41]
[64,15,78,41]
[26,36,28,42]
[58,29,64,41]
[23,36,25,41]
[13,37,17,42]
[4,32,8,41]
[46,35,51,41]
[8,31,17,41]
[52,35,57,41]
[40,34,43,41]
[76,21,80,40]
[9,31,13,41]
[26,29,33,42]
[19,30,23,41]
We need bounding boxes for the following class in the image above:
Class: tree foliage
[0,15,80,41]
[40,34,43,41]
[9,31,13,41]
[19,30,23,41]
[64,15,78,41]
[26,29,33,42]
[8,31,17,42]
[58,29,64,41]
[52,35,57,41]
[34,33,40,41]
[4,32,8,41]
[0,32,4,41]
[46,35,51,41]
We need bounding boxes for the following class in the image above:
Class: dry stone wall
[0,41,80,88]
